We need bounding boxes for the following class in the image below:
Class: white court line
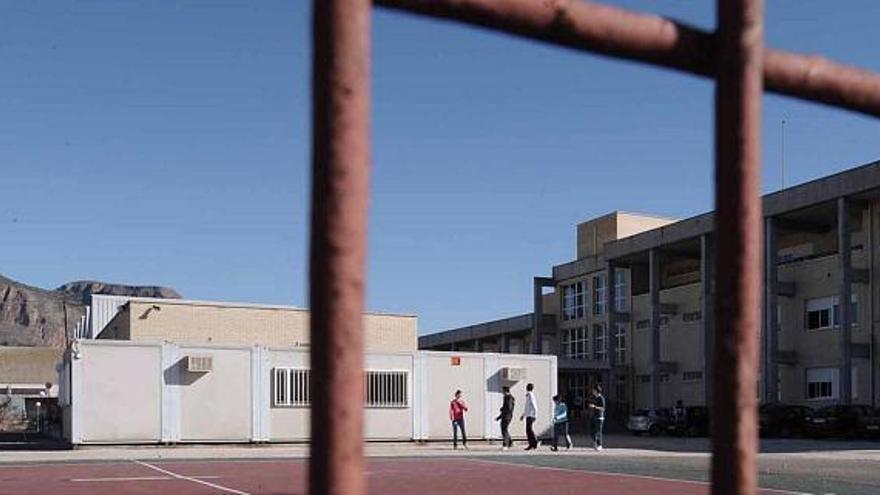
[71,475,221,482]
[132,460,251,495]
[469,458,813,495]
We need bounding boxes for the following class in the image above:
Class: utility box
[501,367,526,382]
[186,355,213,373]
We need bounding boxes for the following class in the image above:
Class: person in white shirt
[519,383,539,450]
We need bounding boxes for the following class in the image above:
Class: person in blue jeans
[550,395,573,451]
[588,384,606,451]
[449,389,469,450]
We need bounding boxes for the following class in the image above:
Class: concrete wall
[100,299,417,352]
[67,340,556,444]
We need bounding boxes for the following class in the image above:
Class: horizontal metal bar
[375,0,880,118]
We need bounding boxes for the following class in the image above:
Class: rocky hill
[0,274,180,348]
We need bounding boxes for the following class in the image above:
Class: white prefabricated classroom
[60,340,557,445]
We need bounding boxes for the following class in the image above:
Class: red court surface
[0,458,800,495]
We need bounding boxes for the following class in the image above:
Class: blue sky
[1,1,878,335]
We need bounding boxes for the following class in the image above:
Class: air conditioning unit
[501,367,526,382]
[186,355,213,373]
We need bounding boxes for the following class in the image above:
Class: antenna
[781,119,787,190]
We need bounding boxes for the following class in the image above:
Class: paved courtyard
[0,435,878,494]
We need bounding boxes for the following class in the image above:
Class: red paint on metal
[374,0,880,117]
[310,0,372,494]
[712,1,763,495]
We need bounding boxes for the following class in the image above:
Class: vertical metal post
[713,0,763,494]
[838,197,853,405]
[649,249,661,410]
[764,217,779,404]
[310,1,371,494]
[701,234,715,406]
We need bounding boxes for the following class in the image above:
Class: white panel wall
[68,341,556,444]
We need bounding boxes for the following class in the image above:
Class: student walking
[588,384,606,451]
[520,383,539,450]
[449,390,469,450]
[495,386,516,450]
[551,395,573,451]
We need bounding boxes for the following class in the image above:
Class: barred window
[682,311,702,322]
[659,373,671,383]
[364,370,408,408]
[636,374,651,384]
[682,371,704,382]
[274,368,311,407]
[635,319,650,330]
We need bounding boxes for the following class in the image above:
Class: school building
[420,159,880,422]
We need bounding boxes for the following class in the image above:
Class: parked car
[759,404,813,438]
[805,405,874,438]
[627,408,672,436]
[857,408,880,438]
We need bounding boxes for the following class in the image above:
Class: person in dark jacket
[495,386,516,450]
[588,384,606,451]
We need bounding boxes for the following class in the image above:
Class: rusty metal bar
[375,0,880,118]
[309,0,371,494]
[712,0,763,494]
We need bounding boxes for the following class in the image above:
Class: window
[562,281,586,321]
[806,367,837,400]
[593,324,607,361]
[614,374,627,404]
[273,368,408,408]
[659,373,671,383]
[635,319,649,330]
[659,315,670,329]
[682,311,702,322]
[614,323,627,363]
[806,295,859,331]
[274,368,311,407]
[364,371,408,408]
[614,269,627,312]
[593,275,607,315]
[682,371,704,382]
[636,374,651,384]
[561,326,589,359]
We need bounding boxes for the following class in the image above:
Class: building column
[501,334,511,354]
[476,340,484,353]
[701,235,715,407]
[764,218,779,404]
[839,197,853,404]
[532,276,554,354]
[606,261,617,368]
[649,249,661,410]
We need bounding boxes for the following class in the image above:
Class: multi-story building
[420,160,880,420]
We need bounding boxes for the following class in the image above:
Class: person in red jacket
[450,390,469,450]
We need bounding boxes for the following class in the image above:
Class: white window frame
[805,295,859,332]
[614,269,627,312]
[562,326,589,359]
[593,275,607,315]
[614,322,627,363]
[806,367,837,401]
[562,281,586,321]
[593,323,607,361]
[274,367,311,407]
